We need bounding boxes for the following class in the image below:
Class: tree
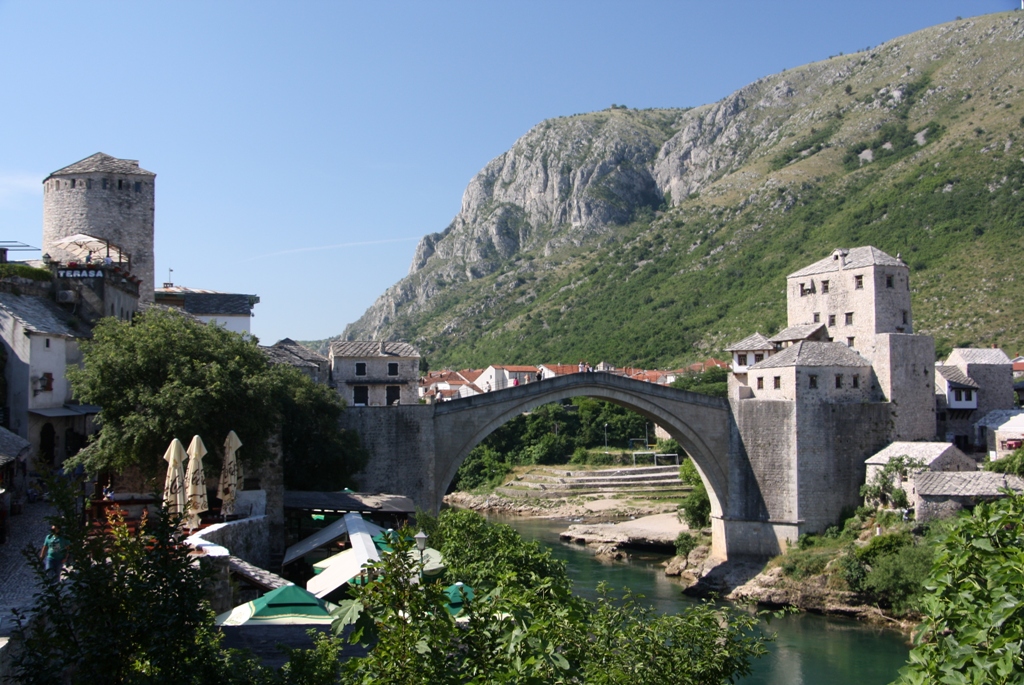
[12,478,236,684]
[986,445,1024,478]
[66,308,364,488]
[860,455,923,509]
[670,366,729,398]
[893,492,1024,684]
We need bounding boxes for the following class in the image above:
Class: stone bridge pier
[341,373,792,559]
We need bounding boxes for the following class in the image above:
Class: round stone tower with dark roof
[42,152,156,302]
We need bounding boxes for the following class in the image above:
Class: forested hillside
[334,12,1024,369]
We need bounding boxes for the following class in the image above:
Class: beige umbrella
[185,435,209,530]
[162,439,188,517]
[218,431,243,517]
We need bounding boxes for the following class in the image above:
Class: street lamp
[604,423,608,447]
[414,530,428,579]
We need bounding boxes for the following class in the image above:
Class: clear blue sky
[0,1,1015,343]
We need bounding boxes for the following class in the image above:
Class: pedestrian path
[0,502,54,637]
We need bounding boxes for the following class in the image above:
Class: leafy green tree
[66,308,363,488]
[681,482,711,529]
[893,492,1024,684]
[669,366,729,397]
[12,479,235,685]
[986,446,1024,478]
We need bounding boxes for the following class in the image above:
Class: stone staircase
[495,465,691,499]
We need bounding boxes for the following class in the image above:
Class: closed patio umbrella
[218,431,243,518]
[185,435,209,530]
[162,439,187,517]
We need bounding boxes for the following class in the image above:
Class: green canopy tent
[445,582,474,616]
[215,584,339,626]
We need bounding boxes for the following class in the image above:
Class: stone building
[43,153,156,303]
[973,409,1024,461]
[330,341,420,406]
[913,471,1024,522]
[936,348,1014,450]
[724,246,936,547]
[261,339,331,385]
[864,441,976,504]
[154,284,260,335]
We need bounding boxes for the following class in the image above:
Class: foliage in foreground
[334,509,771,684]
[893,492,1024,685]
[66,308,365,489]
[12,479,232,685]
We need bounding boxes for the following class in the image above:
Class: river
[490,516,911,685]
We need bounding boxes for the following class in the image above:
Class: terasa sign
[57,269,103,278]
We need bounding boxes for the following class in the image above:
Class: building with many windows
[329,341,420,406]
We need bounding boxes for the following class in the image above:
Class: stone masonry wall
[731,399,796,524]
[795,401,892,532]
[873,333,936,440]
[43,172,155,302]
[340,405,437,511]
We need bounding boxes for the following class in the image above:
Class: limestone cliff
[340,12,1024,365]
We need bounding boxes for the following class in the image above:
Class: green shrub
[0,263,52,282]
[857,531,913,565]
[570,446,590,464]
[681,484,711,529]
[986,446,1024,477]
[837,546,868,592]
[674,531,698,558]
[678,457,703,486]
[779,549,829,580]
[863,543,933,614]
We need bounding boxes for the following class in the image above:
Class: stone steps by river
[495,464,691,499]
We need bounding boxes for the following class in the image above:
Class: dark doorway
[40,423,56,466]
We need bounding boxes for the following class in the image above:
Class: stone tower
[42,153,156,302]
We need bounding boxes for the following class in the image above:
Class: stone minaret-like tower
[42,153,156,302]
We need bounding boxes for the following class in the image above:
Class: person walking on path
[39,524,69,581]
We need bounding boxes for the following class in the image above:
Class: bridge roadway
[340,372,788,559]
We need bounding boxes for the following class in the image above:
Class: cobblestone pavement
[0,502,55,637]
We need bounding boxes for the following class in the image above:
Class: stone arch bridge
[338,372,824,559]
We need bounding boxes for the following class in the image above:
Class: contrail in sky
[241,237,419,263]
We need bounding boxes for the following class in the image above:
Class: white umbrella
[162,439,188,517]
[218,431,243,517]
[185,435,209,530]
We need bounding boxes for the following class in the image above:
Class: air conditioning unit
[57,290,77,303]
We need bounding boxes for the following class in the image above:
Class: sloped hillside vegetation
[340,13,1024,369]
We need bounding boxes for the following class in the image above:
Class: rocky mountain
[336,12,1024,369]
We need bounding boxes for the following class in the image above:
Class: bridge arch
[432,373,734,522]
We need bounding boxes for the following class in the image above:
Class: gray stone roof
[935,365,979,389]
[748,341,871,370]
[768,323,827,344]
[46,152,155,179]
[866,441,967,466]
[181,293,257,316]
[914,470,1024,498]
[0,426,31,468]
[974,409,1024,431]
[788,246,904,278]
[946,348,1011,366]
[261,339,327,369]
[725,332,775,352]
[330,341,420,359]
[0,292,84,338]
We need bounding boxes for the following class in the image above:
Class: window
[756,377,764,389]
[353,386,369,405]
[902,310,909,325]
[386,386,401,405]
[134,182,141,192]
[954,389,963,402]
[773,376,781,389]
[737,354,748,366]
[799,282,807,296]
[828,314,836,327]
[847,337,855,348]
[809,375,818,389]
[40,372,54,392]
[813,312,820,323]
[102,179,108,189]
[754,353,764,363]
[965,389,973,401]
[45,338,50,348]
[387,362,399,376]
[852,374,860,388]
[854,275,863,289]
[821,280,829,294]
[70,179,76,188]
[86,179,92,189]
[835,374,843,389]
[886,275,894,288]
[845,312,854,325]
[118,179,123,190]
[355,362,367,376]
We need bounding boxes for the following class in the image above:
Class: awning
[51,233,131,265]
[29,404,100,418]
[284,490,416,514]
[306,513,381,598]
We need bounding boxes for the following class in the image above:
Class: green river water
[491,516,912,685]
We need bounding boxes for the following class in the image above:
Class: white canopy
[306,513,381,598]
[51,233,131,265]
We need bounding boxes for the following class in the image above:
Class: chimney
[379,340,386,355]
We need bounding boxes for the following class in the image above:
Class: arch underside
[434,382,731,521]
